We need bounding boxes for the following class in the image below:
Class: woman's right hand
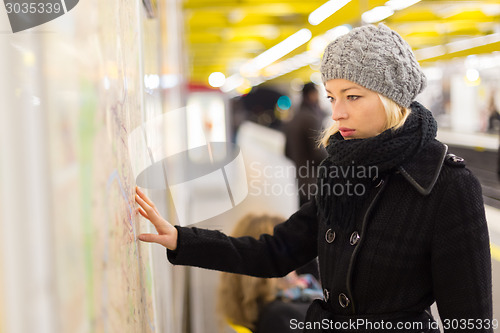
[135,186,178,251]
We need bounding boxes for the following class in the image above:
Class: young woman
[135,24,493,332]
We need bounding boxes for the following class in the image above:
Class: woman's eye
[347,95,360,101]
[327,96,335,103]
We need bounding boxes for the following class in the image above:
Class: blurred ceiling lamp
[325,25,351,40]
[208,72,226,88]
[264,52,317,79]
[235,79,252,94]
[309,25,351,57]
[221,74,244,93]
[362,6,394,23]
[240,28,312,76]
[225,26,351,92]
[385,0,421,11]
[144,74,160,89]
[414,45,447,61]
[446,33,500,53]
[228,9,245,24]
[465,68,481,86]
[466,68,480,82]
[362,0,422,24]
[415,33,500,61]
[308,0,351,26]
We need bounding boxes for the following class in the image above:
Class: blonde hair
[216,214,284,331]
[319,94,411,147]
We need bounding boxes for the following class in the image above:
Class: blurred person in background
[485,91,500,177]
[487,92,500,133]
[284,82,327,206]
[217,214,321,333]
[486,89,500,176]
[135,23,492,332]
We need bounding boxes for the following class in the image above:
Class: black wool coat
[167,139,493,332]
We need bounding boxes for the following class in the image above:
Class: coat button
[339,293,350,308]
[445,153,466,167]
[325,228,336,243]
[350,231,360,245]
[448,154,464,163]
[323,288,330,302]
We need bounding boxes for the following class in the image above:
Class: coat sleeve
[431,168,493,332]
[166,199,319,278]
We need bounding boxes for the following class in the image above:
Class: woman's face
[325,79,387,140]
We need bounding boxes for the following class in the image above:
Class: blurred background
[0,0,499,332]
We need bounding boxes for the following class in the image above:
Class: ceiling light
[144,74,160,89]
[308,0,351,26]
[446,33,500,53]
[414,33,500,61]
[221,74,244,93]
[161,74,179,89]
[465,69,480,85]
[362,6,394,23]
[241,28,312,75]
[228,9,245,24]
[309,35,329,57]
[325,25,351,40]
[208,72,226,88]
[414,45,447,61]
[480,3,500,16]
[309,26,351,57]
[466,68,480,82]
[385,0,421,11]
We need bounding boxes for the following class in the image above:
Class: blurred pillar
[0,27,58,333]
[151,1,189,333]
[450,74,480,133]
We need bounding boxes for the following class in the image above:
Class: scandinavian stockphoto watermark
[3,0,79,33]
[249,160,379,197]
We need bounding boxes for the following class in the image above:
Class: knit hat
[320,23,426,108]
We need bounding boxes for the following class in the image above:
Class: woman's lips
[339,127,355,137]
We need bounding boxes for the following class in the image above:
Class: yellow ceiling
[182,0,500,86]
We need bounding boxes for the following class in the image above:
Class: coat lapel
[397,141,448,195]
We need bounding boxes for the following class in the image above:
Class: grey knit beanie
[320,23,426,108]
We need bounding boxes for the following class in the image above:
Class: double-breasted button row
[325,229,361,245]
[324,289,351,308]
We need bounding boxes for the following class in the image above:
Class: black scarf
[315,101,437,228]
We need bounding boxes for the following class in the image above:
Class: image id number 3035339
[5,2,62,14]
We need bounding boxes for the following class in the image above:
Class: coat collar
[397,140,448,195]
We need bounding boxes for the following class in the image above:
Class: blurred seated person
[487,92,500,132]
[217,214,322,333]
[284,82,327,206]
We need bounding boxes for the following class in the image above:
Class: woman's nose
[331,102,347,121]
